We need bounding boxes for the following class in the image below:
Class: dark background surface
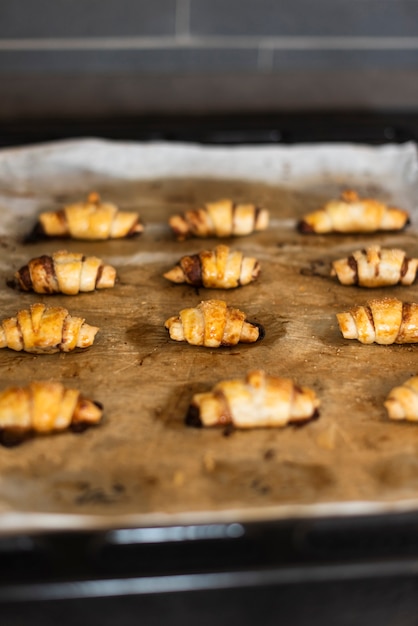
[2,511,418,626]
[0,0,418,119]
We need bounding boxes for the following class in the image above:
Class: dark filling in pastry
[185,404,203,427]
[297,220,315,234]
[11,254,106,293]
[180,254,203,286]
[401,256,410,279]
[0,427,33,447]
[250,321,266,341]
[347,255,359,284]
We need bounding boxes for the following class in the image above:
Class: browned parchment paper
[0,139,418,533]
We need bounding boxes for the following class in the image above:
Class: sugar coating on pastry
[336,297,418,345]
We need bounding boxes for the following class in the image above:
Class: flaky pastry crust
[164,299,263,347]
[34,192,143,240]
[298,189,409,234]
[164,244,260,289]
[186,370,320,428]
[384,376,418,422]
[331,245,418,288]
[336,297,418,344]
[12,250,117,294]
[169,199,269,240]
[0,381,103,445]
[0,303,99,353]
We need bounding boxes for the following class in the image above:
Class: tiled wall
[1,0,418,118]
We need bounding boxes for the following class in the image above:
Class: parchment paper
[0,138,418,534]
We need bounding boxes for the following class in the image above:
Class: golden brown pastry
[164,299,263,347]
[331,246,418,287]
[169,199,269,240]
[33,192,143,240]
[298,190,409,234]
[163,244,260,289]
[0,303,99,353]
[336,297,418,344]
[11,250,117,294]
[186,370,320,428]
[384,376,418,422]
[0,381,103,445]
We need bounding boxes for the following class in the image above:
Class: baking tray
[1,138,418,534]
[2,122,418,625]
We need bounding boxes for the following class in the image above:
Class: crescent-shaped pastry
[169,199,269,241]
[384,376,418,421]
[163,244,260,289]
[298,190,409,234]
[336,297,418,344]
[186,370,320,428]
[164,299,263,347]
[0,303,99,353]
[331,246,418,287]
[0,381,103,445]
[12,250,117,294]
[33,192,143,240]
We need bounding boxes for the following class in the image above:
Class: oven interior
[1,111,418,626]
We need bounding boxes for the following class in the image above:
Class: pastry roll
[298,190,409,234]
[0,303,99,353]
[186,370,320,428]
[0,381,103,445]
[331,246,418,287]
[12,250,117,294]
[336,297,418,344]
[384,376,418,421]
[164,299,263,347]
[163,244,260,289]
[169,199,269,240]
[33,192,143,240]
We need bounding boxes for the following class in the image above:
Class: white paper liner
[0,138,418,533]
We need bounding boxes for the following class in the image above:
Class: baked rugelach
[331,246,418,287]
[32,192,143,240]
[384,376,418,422]
[336,297,418,344]
[186,370,320,428]
[0,303,99,353]
[298,189,409,234]
[164,299,263,347]
[163,244,260,289]
[169,199,269,240]
[0,381,103,445]
[12,250,117,294]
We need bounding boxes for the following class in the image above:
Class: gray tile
[1,70,418,118]
[272,48,418,69]
[191,0,418,37]
[0,0,177,38]
[0,47,259,73]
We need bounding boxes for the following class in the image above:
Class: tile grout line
[175,0,191,38]
[257,44,274,71]
[1,36,418,51]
